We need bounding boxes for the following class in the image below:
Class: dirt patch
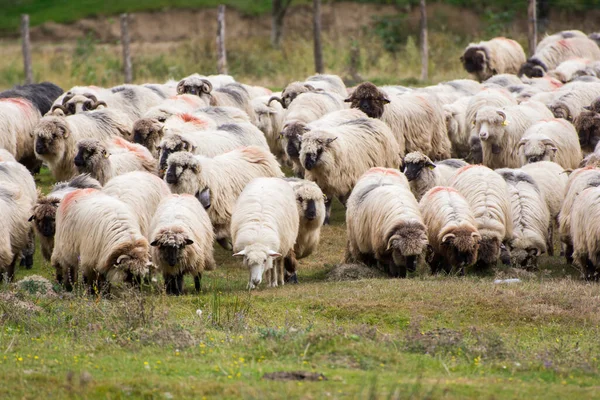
[263,371,327,381]
[136,326,198,348]
[327,263,387,282]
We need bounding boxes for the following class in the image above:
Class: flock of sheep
[2,28,600,293]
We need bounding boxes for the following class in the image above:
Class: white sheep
[549,58,598,83]
[402,152,468,201]
[536,30,587,51]
[231,177,299,289]
[0,150,16,162]
[474,101,554,169]
[140,94,209,122]
[571,186,600,279]
[443,96,472,158]
[149,194,216,295]
[450,165,513,269]
[496,168,550,269]
[51,189,151,290]
[483,74,524,88]
[419,186,481,274]
[346,168,428,277]
[0,98,42,170]
[461,37,527,82]
[518,119,582,169]
[548,82,600,122]
[165,146,283,249]
[252,94,287,163]
[0,184,34,281]
[271,74,348,108]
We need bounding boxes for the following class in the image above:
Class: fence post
[21,14,33,84]
[528,0,537,56]
[217,5,228,74]
[419,0,428,82]
[313,0,323,74]
[120,14,133,84]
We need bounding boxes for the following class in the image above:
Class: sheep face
[300,134,337,172]
[30,197,61,237]
[282,122,308,159]
[34,118,70,158]
[177,77,212,97]
[518,138,557,164]
[518,59,547,78]
[296,194,319,221]
[233,244,281,289]
[441,229,481,269]
[107,240,151,278]
[165,152,201,194]
[509,246,540,269]
[477,236,503,265]
[151,228,194,267]
[575,111,600,150]
[158,135,196,176]
[344,82,390,119]
[460,47,488,74]
[475,107,507,146]
[388,222,428,261]
[444,108,461,141]
[403,153,434,182]
[132,118,165,156]
[74,139,106,173]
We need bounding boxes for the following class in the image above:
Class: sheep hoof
[285,272,299,284]
[217,238,233,250]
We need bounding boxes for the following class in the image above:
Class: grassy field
[2,168,600,399]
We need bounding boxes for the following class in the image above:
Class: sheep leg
[271,263,279,288]
[284,251,299,284]
[194,274,202,293]
[428,253,444,275]
[164,273,176,295]
[547,224,555,257]
[277,259,285,286]
[176,273,184,295]
[565,243,574,264]
[264,268,271,287]
[20,229,35,269]
[63,264,78,292]
[323,197,333,225]
[3,254,18,282]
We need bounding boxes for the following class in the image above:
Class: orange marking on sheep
[0,98,33,111]
[60,188,98,212]
[111,137,154,161]
[365,167,403,177]
[454,164,480,176]
[428,186,458,196]
[239,146,267,163]
[179,113,209,126]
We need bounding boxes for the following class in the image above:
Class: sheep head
[233,243,281,290]
[275,82,321,109]
[549,102,574,121]
[387,222,428,269]
[150,227,194,268]
[403,152,435,182]
[177,76,212,97]
[460,46,489,75]
[344,82,390,119]
[157,134,197,176]
[132,118,165,157]
[74,139,108,173]
[518,137,557,164]
[282,122,309,159]
[34,117,71,158]
[299,130,338,172]
[164,151,201,194]
[474,107,507,144]
[518,58,548,78]
[477,236,504,266]
[574,111,600,151]
[29,196,61,237]
[440,228,481,270]
[292,181,325,223]
[107,238,151,279]
[509,246,541,269]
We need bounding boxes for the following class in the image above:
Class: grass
[2,168,600,399]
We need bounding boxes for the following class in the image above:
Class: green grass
[2,168,600,399]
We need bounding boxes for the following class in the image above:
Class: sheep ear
[267,250,282,258]
[28,215,35,222]
[426,161,436,170]
[176,80,186,95]
[232,250,246,257]
[343,97,353,103]
[496,110,507,121]
[196,188,211,209]
[150,240,159,247]
[584,106,591,111]
[442,233,455,244]
[325,137,338,146]
[380,97,391,104]
[184,238,194,246]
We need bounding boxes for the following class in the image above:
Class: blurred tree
[271,0,293,49]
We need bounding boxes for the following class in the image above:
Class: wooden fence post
[419,0,428,82]
[528,0,537,57]
[313,0,323,74]
[217,5,228,74]
[21,14,33,84]
[120,14,133,84]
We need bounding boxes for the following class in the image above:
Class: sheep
[270,74,347,108]
[461,37,527,82]
[0,82,63,116]
[402,152,468,201]
[103,171,171,238]
[50,93,107,116]
[548,82,600,122]
[149,194,216,295]
[283,178,326,283]
[231,177,299,289]
[443,96,472,158]
[574,104,600,154]
[450,165,513,269]
[517,119,582,169]
[165,146,284,249]
[51,189,151,290]
[157,122,269,175]
[344,82,451,160]
[483,74,524,88]
[136,94,207,122]
[74,137,157,185]
[34,111,133,181]
[536,30,587,51]
[0,184,34,281]
[496,169,550,269]
[30,174,102,261]
[520,161,568,256]
[346,168,428,278]
[474,101,554,169]
[0,98,43,171]
[519,36,600,78]
[175,74,235,96]
[51,86,110,112]
[419,187,481,275]
[548,58,599,83]
[558,167,600,263]
[252,95,287,163]
[580,141,600,167]
[106,84,167,120]
[571,186,600,280]
[299,117,402,223]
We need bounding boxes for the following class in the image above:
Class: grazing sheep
[252,95,287,163]
[548,82,600,122]
[103,171,171,238]
[107,84,167,120]
[402,152,468,201]
[571,186,600,279]
[461,37,527,82]
[0,184,34,281]
[518,119,582,169]
[536,30,587,51]
[519,36,600,78]
[299,117,402,223]
[496,169,550,269]
[558,167,600,264]
[346,168,428,278]
[283,178,326,282]
[451,165,513,269]
[270,74,347,108]
[149,194,216,295]
[52,189,151,290]
[420,187,481,274]
[30,174,102,261]
[231,177,299,289]
[344,82,451,160]
[548,58,599,83]
[74,137,157,185]
[34,111,133,181]
[474,102,554,169]
[165,147,283,249]
[443,96,472,158]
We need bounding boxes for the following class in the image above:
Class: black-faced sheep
[518,119,582,169]
[461,37,527,82]
[402,152,468,201]
[270,74,347,109]
[149,194,216,295]
[574,96,600,153]
[346,168,428,278]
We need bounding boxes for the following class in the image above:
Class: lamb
[344,82,451,160]
[558,167,600,264]
[346,168,428,278]
[0,184,34,281]
[443,96,472,158]
[30,174,102,261]
[165,146,284,249]
[149,194,216,295]
[461,37,527,82]
[496,169,550,269]
[103,171,171,238]
[419,187,481,275]
[450,165,513,269]
[283,178,326,282]
[0,98,43,171]
[571,186,600,280]
[270,74,347,108]
[34,111,133,181]
[519,36,600,78]
[517,119,582,169]
[474,101,554,169]
[548,82,600,122]
[231,177,299,289]
[252,95,286,163]
[51,189,151,290]
[0,82,63,116]
[299,117,402,223]
[402,152,468,201]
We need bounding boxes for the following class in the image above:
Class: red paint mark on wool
[0,98,33,111]
[111,137,153,161]
[173,94,204,107]
[179,113,209,126]
[365,167,403,177]
[453,164,480,176]
[542,76,563,89]
[60,188,98,212]
[428,186,458,196]
[239,146,267,163]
